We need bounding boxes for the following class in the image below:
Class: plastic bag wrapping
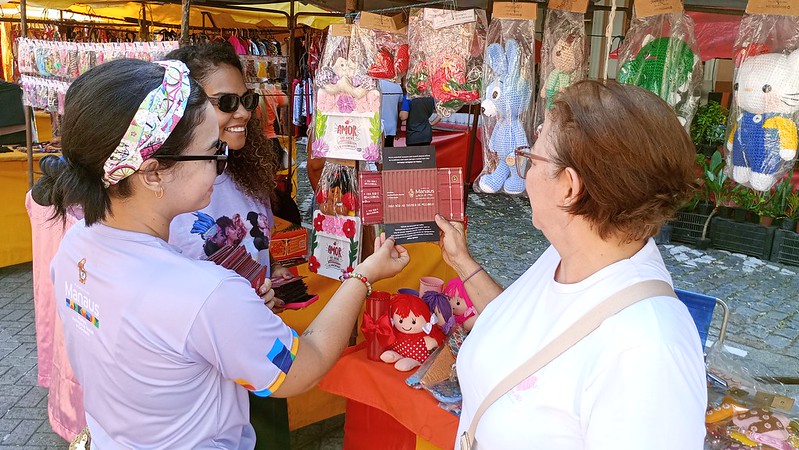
[405,8,487,117]
[352,12,409,83]
[723,14,799,193]
[315,161,360,218]
[473,17,536,196]
[616,12,702,128]
[309,161,363,279]
[311,27,382,162]
[532,10,588,132]
[704,341,799,449]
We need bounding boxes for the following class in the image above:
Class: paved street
[1,144,798,447]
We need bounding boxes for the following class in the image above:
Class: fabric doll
[477,39,531,195]
[540,34,584,110]
[726,49,799,192]
[443,278,477,331]
[421,291,456,335]
[616,36,697,124]
[381,294,445,372]
[732,408,792,450]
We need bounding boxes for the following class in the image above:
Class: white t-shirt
[52,222,298,449]
[456,239,707,450]
[169,173,274,270]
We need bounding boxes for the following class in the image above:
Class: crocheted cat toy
[478,39,531,195]
[617,36,696,124]
[726,49,799,192]
[540,34,583,110]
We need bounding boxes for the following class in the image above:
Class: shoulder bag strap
[460,279,676,450]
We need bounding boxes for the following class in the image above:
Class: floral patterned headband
[101,60,191,188]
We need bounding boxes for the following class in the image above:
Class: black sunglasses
[153,140,229,176]
[208,91,259,113]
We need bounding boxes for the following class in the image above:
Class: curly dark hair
[166,42,278,206]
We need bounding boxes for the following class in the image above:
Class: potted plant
[696,150,736,248]
[690,101,729,158]
[786,191,799,233]
[750,191,775,227]
[767,176,794,228]
[732,187,757,223]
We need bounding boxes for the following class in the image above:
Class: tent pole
[140,3,150,41]
[287,0,295,209]
[180,0,191,46]
[21,0,33,188]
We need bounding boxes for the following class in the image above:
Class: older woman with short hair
[437,80,706,449]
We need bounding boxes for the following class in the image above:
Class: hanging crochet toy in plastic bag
[406,8,487,117]
[353,12,409,83]
[477,37,533,195]
[312,24,382,162]
[381,293,445,372]
[533,6,587,132]
[616,8,702,127]
[724,11,799,192]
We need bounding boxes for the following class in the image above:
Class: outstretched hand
[358,233,410,282]
[435,214,473,272]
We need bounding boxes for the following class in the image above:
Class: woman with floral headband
[43,58,409,448]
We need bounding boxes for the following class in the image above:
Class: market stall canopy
[0,0,346,28]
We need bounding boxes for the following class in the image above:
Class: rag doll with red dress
[381,293,445,371]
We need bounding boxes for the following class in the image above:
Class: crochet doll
[444,277,477,331]
[381,294,445,371]
[421,291,456,335]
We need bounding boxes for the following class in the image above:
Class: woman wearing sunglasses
[165,43,300,288]
[163,43,301,448]
[436,81,707,449]
[44,59,409,449]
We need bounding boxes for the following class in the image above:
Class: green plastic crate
[710,217,774,260]
[770,229,799,267]
[669,211,711,245]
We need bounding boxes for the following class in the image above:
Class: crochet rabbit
[478,39,532,195]
[726,49,799,192]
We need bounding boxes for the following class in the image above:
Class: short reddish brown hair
[547,80,697,242]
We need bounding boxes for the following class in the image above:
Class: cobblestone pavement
[2,143,797,447]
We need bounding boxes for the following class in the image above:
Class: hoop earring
[155,186,164,199]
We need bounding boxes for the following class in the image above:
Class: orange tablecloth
[282,241,457,430]
[318,344,459,450]
[1,151,49,267]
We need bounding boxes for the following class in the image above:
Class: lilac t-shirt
[169,173,274,270]
[51,222,298,449]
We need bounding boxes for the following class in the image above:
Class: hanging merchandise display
[17,38,178,113]
[309,161,363,280]
[532,0,589,132]
[353,12,409,83]
[311,24,382,162]
[616,0,702,128]
[724,0,799,193]
[406,7,487,117]
[475,2,537,196]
